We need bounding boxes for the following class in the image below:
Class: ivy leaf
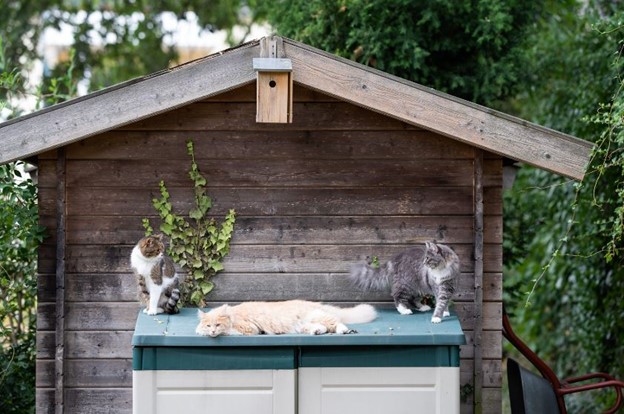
[211,262,224,272]
[189,208,203,220]
[200,281,214,294]
[160,223,173,234]
[190,291,203,305]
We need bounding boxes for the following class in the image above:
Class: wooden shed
[0,36,592,413]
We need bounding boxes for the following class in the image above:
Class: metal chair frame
[503,309,624,414]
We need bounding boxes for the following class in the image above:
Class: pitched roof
[0,36,593,180]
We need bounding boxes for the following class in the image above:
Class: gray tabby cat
[130,234,181,315]
[349,241,459,323]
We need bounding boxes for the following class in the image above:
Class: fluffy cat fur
[349,241,459,323]
[196,300,377,337]
[130,234,181,315]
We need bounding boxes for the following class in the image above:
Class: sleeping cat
[349,241,459,323]
[130,234,181,315]
[196,300,377,337]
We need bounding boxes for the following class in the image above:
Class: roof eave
[283,38,593,181]
[0,40,260,165]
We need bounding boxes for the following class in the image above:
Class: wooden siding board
[59,129,475,161]
[37,359,133,388]
[37,271,502,303]
[122,101,420,132]
[42,215,501,246]
[65,389,132,414]
[62,159,477,188]
[61,187,477,217]
[37,243,502,274]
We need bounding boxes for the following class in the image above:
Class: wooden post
[55,148,66,414]
[473,149,484,414]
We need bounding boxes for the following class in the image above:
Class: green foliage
[43,1,260,91]
[260,0,542,105]
[1,1,260,99]
[503,5,624,411]
[0,34,77,413]
[0,162,46,414]
[143,140,236,308]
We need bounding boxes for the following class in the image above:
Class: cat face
[424,241,446,269]
[138,234,165,259]
[196,306,232,337]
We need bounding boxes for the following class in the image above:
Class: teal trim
[134,347,297,370]
[132,308,466,347]
[450,346,460,367]
[298,346,461,368]
[132,347,143,370]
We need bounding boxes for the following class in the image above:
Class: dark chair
[503,309,624,414]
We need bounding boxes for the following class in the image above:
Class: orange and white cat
[196,300,377,337]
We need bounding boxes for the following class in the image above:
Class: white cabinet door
[133,370,296,414]
[298,367,459,414]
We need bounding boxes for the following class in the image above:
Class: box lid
[132,307,466,347]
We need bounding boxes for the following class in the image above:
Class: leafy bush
[0,163,45,414]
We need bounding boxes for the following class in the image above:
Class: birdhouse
[253,57,293,123]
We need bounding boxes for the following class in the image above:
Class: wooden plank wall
[36,84,502,413]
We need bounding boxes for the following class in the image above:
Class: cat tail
[349,263,390,291]
[334,304,377,324]
[163,288,180,314]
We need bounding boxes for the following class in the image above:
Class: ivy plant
[143,140,236,307]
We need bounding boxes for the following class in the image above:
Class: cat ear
[219,304,231,315]
[155,233,164,241]
[197,309,205,319]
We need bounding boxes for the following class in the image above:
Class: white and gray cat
[130,234,181,315]
[349,241,459,323]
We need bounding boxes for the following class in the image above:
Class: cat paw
[146,308,158,316]
[142,308,148,314]
[396,304,413,315]
[431,316,442,324]
[417,305,432,312]
[305,323,327,335]
[443,310,450,317]
[336,324,357,335]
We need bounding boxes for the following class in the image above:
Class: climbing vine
[523,23,624,306]
[143,140,236,307]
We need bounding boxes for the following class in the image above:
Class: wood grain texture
[283,38,592,180]
[60,158,479,188]
[37,359,133,388]
[39,215,502,245]
[0,40,260,164]
[58,129,474,161]
[37,389,133,414]
[122,101,419,131]
[48,187,477,217]
[37,272,502,303]
[65,389,132,414]
[37,243,503,274]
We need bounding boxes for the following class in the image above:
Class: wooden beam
[473,149,484,414]
[283,38,593,180]
[0,41,260,165]
[54,148,66,414]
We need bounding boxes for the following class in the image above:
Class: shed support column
[55,148,66,414]
[473,149,484,414]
